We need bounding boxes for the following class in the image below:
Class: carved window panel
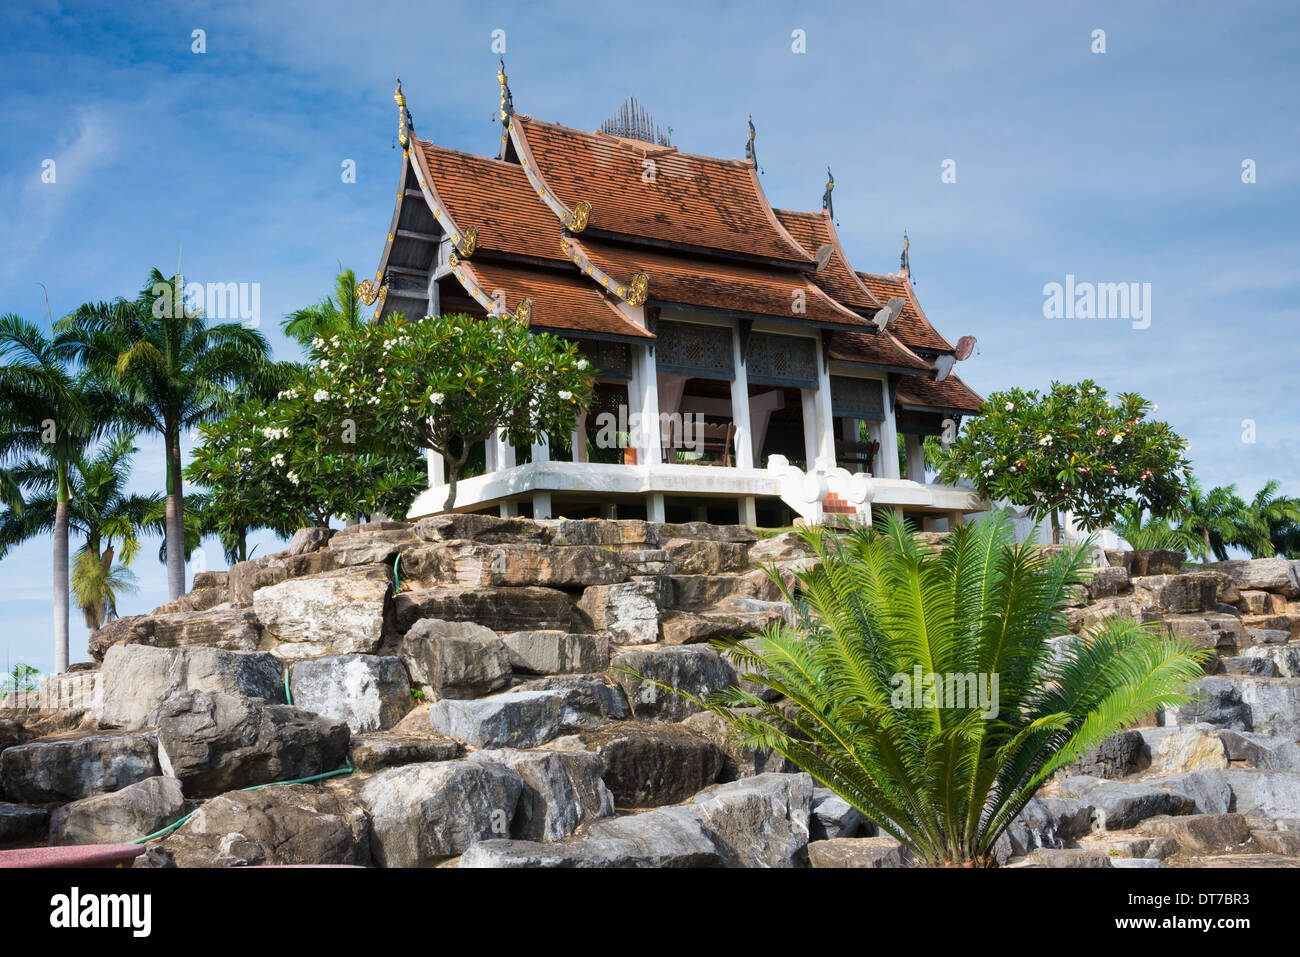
[830,375,885,421]
[655,321,735,380]
[745,332,818,389]
[575,338,633,381]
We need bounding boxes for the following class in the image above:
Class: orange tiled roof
[855,271,954,354]
[571,238,874,329]
[459,260,652,340]
[827,328,933,373]
[774,208,883,313]
[513,115,814,265]
[897,372,983,414]
[416,138,564,263]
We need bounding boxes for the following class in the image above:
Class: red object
[0,843,145,869]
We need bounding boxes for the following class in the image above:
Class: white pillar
[647,492,666,522]
[729,328,754,468]
[904,433,926,483]
[813,342,836,468]
[633,344,662,465]
[800,389,819,468]
[571,411,588,463]
[531,435,550,464]
[738,495,756,526]
[878,382,901,479]
[426,448,445,487]
[532,491,552,520]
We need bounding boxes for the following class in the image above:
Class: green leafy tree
[282,269,366,351]
[1241,480,1300,559]
[1178,478,1257,561]
[186,373,426,533]
[940,380,1189,543]
[61,269,280,599]
[306,312,595,510]
[645,514,1211,867]
[0,315,110,672]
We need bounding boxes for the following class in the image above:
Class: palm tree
[0,433,157,637]
[1242,480,1300,559]
[61,269,277,599]
[282,268,366,350]
[1113,501,1203,556]
[646,514,1211,867]
[0,314,108,673]
[1179,478,1255,561]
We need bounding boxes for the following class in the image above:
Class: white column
[904,433,926,483]
[738,496,756,526]
[426,448,445,487]
[647,492,666,522]
[530,435,550,464]
[532,491,552,520]
[878,382,901,479]
[800,389,819,468]
[729,328,754,468]
[633,343,662,465]
[571,411,588,463]
[813,342,836,468]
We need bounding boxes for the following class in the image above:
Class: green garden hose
[130,665,354,845]
[393,552,403,595]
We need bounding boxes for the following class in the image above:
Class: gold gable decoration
[513,297,533,326]
[455,225,478,257]
[564,201,592,234]
[626,272,649,307]
[358,278,387,307]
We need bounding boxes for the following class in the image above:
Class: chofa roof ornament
[394,76,414,148]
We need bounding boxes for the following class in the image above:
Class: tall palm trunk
[164,429,186,599]
[53,465,70,674]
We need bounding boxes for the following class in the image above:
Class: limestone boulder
[1056,775,1193,830]
[748,531,814,565]
[141,785,369,868]
[662,539,751,575]
[1128,549,1185,577]
[577,580,662,645]
[541,518,658,547]
[1164,677,1247,731]
[503,631,609,675]
[434,542,626,588]
[0,732,159,803]
[810,788,866,840]
[1136,813,1254,855]
[415,513,548,545]
[1239,643,1300,677]
[684,772,813,868]
[97,644,284,731]
[1225,770,1300,818]
[287,526,335,555]
[679,710,795,780]
[994,796,1096,863]
[1147,722,1228,775]
[89,607,261,660]
[1146,768,1232,814]
[155,690,350,797]
[227,549,336,604]
[0,802,48,846]
[361,759,525,867]
[49,776,185,846]
[469,749,614,842]
[428,679,623,750]
[1214,558,1300,598]
[808,836,914,868]
[550,721,725,808]
[1132,573,1222,615]
[1237,677,1300,737]
[348,732,462,772]
[1160,613,1243,653]
[254,565,392,659]
[395,585,575,634]
[1218,730,1300,770]
[1070,730,1147,779]
[288,654,412,733]
[397,618,511,699]
[609,645,739,722]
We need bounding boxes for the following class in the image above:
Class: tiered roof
[372,72,981,414]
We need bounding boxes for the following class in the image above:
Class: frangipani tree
[307,312,595,510]
[940,380,1189,543]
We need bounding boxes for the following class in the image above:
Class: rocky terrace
[1,517,1299,868]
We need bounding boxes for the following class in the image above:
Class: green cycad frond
[646,514,1209,866]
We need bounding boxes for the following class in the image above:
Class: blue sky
[2,0,1297,673]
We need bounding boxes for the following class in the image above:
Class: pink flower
[1097,428,1108,436]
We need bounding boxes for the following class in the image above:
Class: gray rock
[679,710,795,780]
[1109,857,1164,868]
[1057,775,1194,830]
[1164,677,1248,731]
[415,513,548,545]
[1224,770,1300,818]
[398,618,511,700]
[348,732,461,772]
[142,784,369,867]
[748,531,814,564]
[1131,573,1220,615]
[810,788,865,840]
[995,796,1096,863]
[97,644,284,731]
[254,565,392,659]
[361,760,525,866]
[610,645,739,722]
[1070,730,1147,779]
[808,836,914,868]
[1238,677,1300,737]
[1217,730,1300,770]
[1147,722,1228,774]
[1137,813,1254,854]
[684,772,814,867]
[156,691,350,797]
[395,585,575,634]
[0,732,159,803]
[428,680,621,750]
[1160,613,1243,653]
[1146,769,1232,814]
[0,802,49,845]
[1084,564,1130,600]
[49,776,185,845]
[288,526,335,555]
[503,631,610,675]
[434,541,627,588]
[0,717,34,754]
[1239,643,1300,676]
[288,654,411,733]
[577,580,662,645]
[1214,558,1300,598]
[1219,656,1278,677]
[550,722,725,808]
[468,749,614,841]
[1016,848,1113,868]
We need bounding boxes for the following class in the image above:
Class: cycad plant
[655,513,1211,867]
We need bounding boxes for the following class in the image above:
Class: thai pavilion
[367,67,985,528]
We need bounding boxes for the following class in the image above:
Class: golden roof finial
[497,58,513,123]
[395,76,411,147]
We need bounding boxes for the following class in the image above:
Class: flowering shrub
[305,312,595,509]
[939,380,1189,541]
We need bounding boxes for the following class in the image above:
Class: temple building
[368,67,985,527]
